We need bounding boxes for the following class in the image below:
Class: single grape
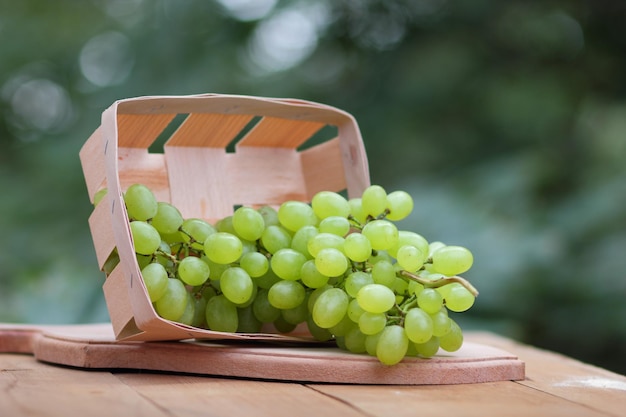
[141,262,168,302]
[177,256,210,286]
[430,308,452,337]
[237,305,262,333]
[281,296,309,325]
[300,259,329,288]
[415,336,440,358]
[344,326,367,353]
[290,225,318,259]
[389,231,429,259]
[361,185,388,218]
[376,324,409,365]
[417,288,444,314]
[268,280,306,310]
[307,232,344,258]
[357,284,396,314]
[203,232,243,264]
[311,190,351,219]
[124,183,158,221]
[232,206,265,241]
[154,278,188,321]
[252,289,281,323]
[220,267,254,305]
[318,216,351,237]
[130,221,161,255]
[255,268,281,290]
[329,314,354,337]
[348,198,367,224]
[239,251,270,278]
[361,220,398,251]
[347,298,365,322]
[257,205,280,227]
[177,293,196,325]
[445,283,475,312]
[273,315,297,334]
[404,307,434,343]
[371,260,396,287]
[205,294,238,332]
[396,245,426,272]
[345,271,374,298]
[278,200,318,232]
[365,332,382,357]
[430,245,474,276]
[343,232,372,263]
[314,247,348,277]
[151,202,184,235]
[358,312,387,335]
[181,218,216,250]
[270,248,307,281]
[439,319,463,352]
[385,190,414,221]
[312,287,349,328]
[260,225,292,254]
[307,315,333,342]
[93,188,108,207]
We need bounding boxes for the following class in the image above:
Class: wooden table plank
[0,354,164,417]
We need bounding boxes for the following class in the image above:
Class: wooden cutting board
[0,323,524,385]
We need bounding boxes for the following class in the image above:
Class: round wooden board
[0,323,524,385]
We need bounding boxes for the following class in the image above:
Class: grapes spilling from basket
[96,184,478,365]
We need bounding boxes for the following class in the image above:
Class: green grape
[430,308,452,337]
[268,280,306,310]
[318,216,351,236]
[345,271,374,298]
[103,249,120,275]
[311,190,350,219]
[357,284,396,314]
[396,245,426,272]
[389,231,430,259]
[312,287,349,328]
[130,221,161,255]
[176,293,196,325]
[445,284,476,312]
[307,232,344,257]
[141,262,168,302]
[257,205,279,227]
[213,215,235,234]
[407,280,424,296]
[270,248,307,281]
[181,218,216,250]
[329,313,354,337]
[430,245,474,276]
[385,190,414,221]
[428,241,446,257]
[348,198,367,224]
[344,326,367,353]
[278,200,318,232]
[358,312,387,335]
[260,225,292,254]
[361,220,398,251]
[191,294,207,328]
[237,305,263,333]
[314,247,348,277]
[93,187,108,207]
[439,319,463,352]
[376,324,409,366]
[307,284,332,312]
[204,232,243,264]
[177,256,210,286]
[347,298,365,322]
[415,336,440,358]
[290,225,318,259]
[306,315,333,342]
[361,185,388,218]
[124,183,158,221]
[300,259,329,288]
[392,276,409,297]
[151,202,183,235]
[371,260,396,287]
[365,332,382,356]
[343,232,372,263]
[252,288,281,323]
[240,251,270,278]
[417,288,444,314]
[205,294,238,332]
[220,267,254,305]
[255,268,281,290]
[154,278,188,321]
[273,315,297,333]
[232,206,265,241]
[404,307,434,343]
[369,250,392,264]
[281,295,309,325]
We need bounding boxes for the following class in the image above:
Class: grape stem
[398,270,479,297]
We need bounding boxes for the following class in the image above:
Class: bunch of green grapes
[97,183,478,366]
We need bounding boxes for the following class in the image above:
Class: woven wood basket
[79,94,371,342]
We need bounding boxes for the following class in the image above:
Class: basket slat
[237,116,325,148]
[87,194,116,271]
[166,113,255,147]
[79,127,106,202]
[300,138,347,197]
[117,114,177,148]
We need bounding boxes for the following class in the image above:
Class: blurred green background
[1,0,625,374]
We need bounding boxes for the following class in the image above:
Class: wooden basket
[79,94,370,342]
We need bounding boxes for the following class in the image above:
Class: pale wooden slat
[238,116,325,148]
[117,113,177,148]
[118,374,366,417]
[300,137,347,198]
[79,126,106,202]
[166,113,254,147]
[117,148,170,202]
[0,354,166,417]
[103,265,137,340]
[87,192,115,271]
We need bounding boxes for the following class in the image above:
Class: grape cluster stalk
[96,184,479,365]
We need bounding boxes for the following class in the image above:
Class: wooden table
[1,330,625,416]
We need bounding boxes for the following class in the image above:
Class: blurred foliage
[1,0,625,374]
